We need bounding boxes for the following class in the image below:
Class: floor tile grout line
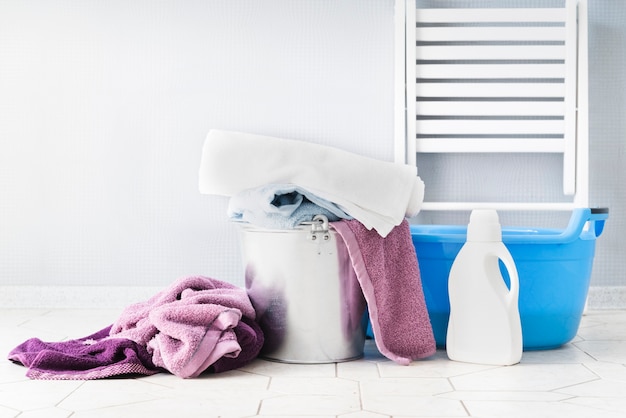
[549,370,603,394]
[442,376,472,417]
[572,342,602,362]
[579,362,605,381]
[54,380,85,413]
[356,379,367,415]
[15,309,53,328]
[459,399,472,417]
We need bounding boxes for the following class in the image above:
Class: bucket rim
[410,208,608,245]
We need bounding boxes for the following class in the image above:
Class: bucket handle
[581,207,609,241]
[302,215,331,242]
[504,208,609,244]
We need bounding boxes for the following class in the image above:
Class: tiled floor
[1,309,626,418]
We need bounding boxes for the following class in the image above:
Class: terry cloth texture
[8,276,264,379]
[110,276,263,378]
[330,219,436,365]
[198,129,424,237]
[8,326,160,380]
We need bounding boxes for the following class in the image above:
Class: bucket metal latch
[304,215,331,242]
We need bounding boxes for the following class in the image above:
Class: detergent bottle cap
[467,209,502,242]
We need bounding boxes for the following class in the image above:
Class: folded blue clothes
[228,184,352,230]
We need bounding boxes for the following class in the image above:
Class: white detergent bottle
[446,209,522,366]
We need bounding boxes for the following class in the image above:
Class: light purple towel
[209,316,264,373]
[330,219,436,365]
[110,276,263,378]
[9,276,264,379]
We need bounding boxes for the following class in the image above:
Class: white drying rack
[394,0,589,212]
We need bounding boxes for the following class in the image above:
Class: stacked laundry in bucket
[199,130,436,365]
[7,130,435,381]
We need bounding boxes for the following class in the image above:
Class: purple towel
[8,276,264,379]
[109,275,263,378]
[8,326,161,380]
[330,219,436,365]
[209,316,264,373]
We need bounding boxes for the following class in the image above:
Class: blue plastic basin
[411,208,608,350]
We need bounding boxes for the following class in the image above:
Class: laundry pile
[200,130,436,365]
[8,276,264,380]
[199,130,424,238]
[8,130,436,380]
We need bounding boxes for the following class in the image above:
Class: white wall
[0,0,395,288]
[1,1,624,299]
[587,0,626,289]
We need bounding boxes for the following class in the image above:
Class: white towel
[198,130,424,237]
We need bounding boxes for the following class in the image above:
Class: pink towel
[330,219,436,365]
[8,276,263,380]
[110,276,261,378]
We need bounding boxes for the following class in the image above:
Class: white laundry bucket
[237,215,367,363]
